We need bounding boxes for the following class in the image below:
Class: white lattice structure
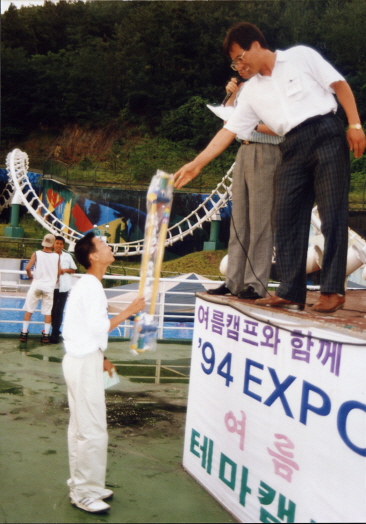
[0,153,17,214]
[7,149,83,250]
[7,148,366,278]
[6,148,234,255]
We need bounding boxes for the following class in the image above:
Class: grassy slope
[161,249,227,278]
[111,249,227,281]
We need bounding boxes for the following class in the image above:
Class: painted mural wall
[0,168,231,254]
[40,179,231,256]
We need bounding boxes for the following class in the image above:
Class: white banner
[183,297,366,523]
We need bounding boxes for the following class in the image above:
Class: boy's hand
[130,296,146,315]
[103,357,116,377]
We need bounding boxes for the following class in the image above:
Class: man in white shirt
[62,231,145,513]
[174,22,365,313]
[50,236,77,344]
[20,233,60,343]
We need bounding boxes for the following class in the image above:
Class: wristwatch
[349,123,362,130]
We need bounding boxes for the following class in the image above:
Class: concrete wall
[0,258,23,285]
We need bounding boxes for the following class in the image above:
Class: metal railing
[0,269,219,340]
[349,181,366,211]
[42,158,231,193]
[0,237,46,260]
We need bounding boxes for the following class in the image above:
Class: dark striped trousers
[274,113,350,304]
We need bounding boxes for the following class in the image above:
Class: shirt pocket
[284,70,304,101]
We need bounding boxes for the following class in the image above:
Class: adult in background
[50,236,77,344]
[20,233,60,343]
[62,232,145,513]
[175,22,365,313]
[208,75,282,300]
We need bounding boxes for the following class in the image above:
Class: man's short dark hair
[55,235,65,243]
[223,22,268,56]
[74,232,96,269]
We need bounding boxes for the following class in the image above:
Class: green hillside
[2,0,365,187]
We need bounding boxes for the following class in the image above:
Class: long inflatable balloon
[130,170,174,354]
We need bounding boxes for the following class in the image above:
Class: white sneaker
[70,495,110,513]
[100,488,114,500]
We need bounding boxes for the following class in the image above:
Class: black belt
[286,112,333,136]
[240,140,255,145]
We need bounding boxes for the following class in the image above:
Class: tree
[2,0,366,154]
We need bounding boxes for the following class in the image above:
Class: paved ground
[0,337,234,523]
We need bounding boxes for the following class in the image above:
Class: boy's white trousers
[62,349,108,499]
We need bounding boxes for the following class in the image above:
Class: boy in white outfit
[62,231,145,513]
[20,233,60,343]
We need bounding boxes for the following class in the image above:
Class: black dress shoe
[237,286,262,300]
[207,283,233,296]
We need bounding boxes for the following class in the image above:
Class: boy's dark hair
[223,22,268,56]
[74,232,96,269]
[55,235,65,243]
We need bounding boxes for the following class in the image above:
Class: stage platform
[197,288,366,341]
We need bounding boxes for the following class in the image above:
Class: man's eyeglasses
[230,50,247,71]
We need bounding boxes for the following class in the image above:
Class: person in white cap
[20,233,60,344]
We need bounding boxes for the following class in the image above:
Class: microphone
[221,77,243,106]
